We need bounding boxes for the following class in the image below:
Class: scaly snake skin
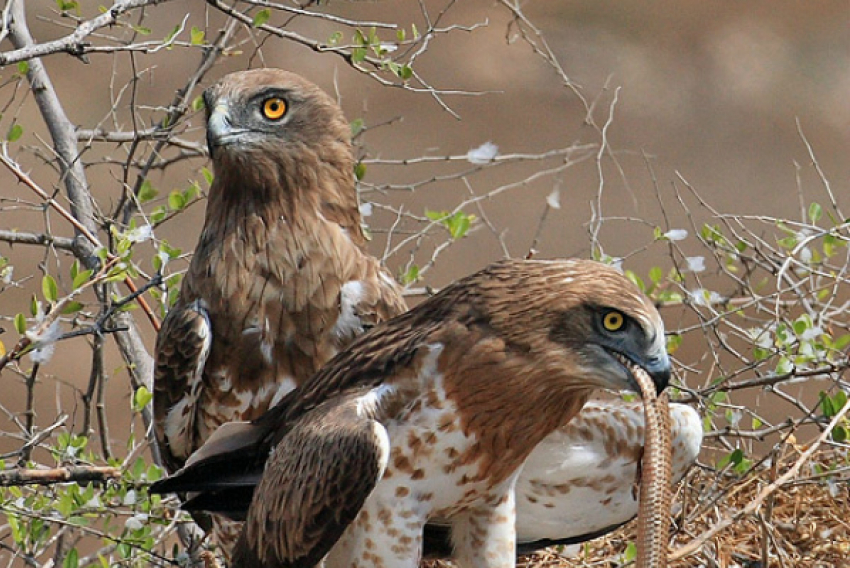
[634,364,673,568]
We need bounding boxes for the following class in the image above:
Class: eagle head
[200,68,354,195]
[470,259,671,396]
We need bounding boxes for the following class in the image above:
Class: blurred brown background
[1,1,848,456]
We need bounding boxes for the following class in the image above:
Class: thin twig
[0,149,160,331]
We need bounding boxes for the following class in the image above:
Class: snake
[633,364,673,568]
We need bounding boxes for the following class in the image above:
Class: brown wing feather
[232,395,388,568]
[356,265,407,331]
[153,299,211,472]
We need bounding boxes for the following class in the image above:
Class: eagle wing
[232,394,389,568]
[153,299,212,473]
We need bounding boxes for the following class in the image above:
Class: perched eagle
[152,258,673,568]
[152,69,406,475]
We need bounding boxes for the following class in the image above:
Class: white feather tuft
[467,141,498,164]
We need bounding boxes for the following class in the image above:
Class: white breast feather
[334,280,365,340]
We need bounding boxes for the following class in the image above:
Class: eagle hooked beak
[206,102,232,157]
[641,351,671,395]
[614,346,671,396]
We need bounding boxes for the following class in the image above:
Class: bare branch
[0,465,120,487]
[0,228,75,250]
[0,0,157,66]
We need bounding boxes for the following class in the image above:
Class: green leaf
[792,317,809,337]
[163,24,181,45]
[185,181,201,201]
[146,463,164,482]
[16,61,29,75]
[55,0,79,11]
[777,235,797,249]
[117,543,131,559]
[666,333,682,354]
[350,118,365,137]
[63,547,79,568]
[14,313,26,335]
[425,210,476,239]
[833,334,850,351]
[624,270,645,292]
[252,9,271,27]
[72,268,93,289]
[150,206,167,224]
[7,513,21,544]
[132,25,152,36]
[133,386,153,411]
[190,26,205,45]
[354,162,367,181]
[448,214,470,239]
[191,95,205,112]
[401,265,420,285]
[425,209,447,222]
[133,457,146,479]
[159,241,182,259]
[775,356,793,375]
[351,48,367,63]
[717,448,744,470]
[835,390,848,411]
[138,179,157,203]
[649,266,663,284]
[710,391,728,404]
[7,124,23,142]
[808,202,822,224]
[42,275,59,303]
[201,167,214,186]
[167,190,187,211]
[734,455,752,475]
[623,541,637,562]
[61,301,84,315]
[398,64,413,81]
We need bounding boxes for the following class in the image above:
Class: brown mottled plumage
[152,69,406,556]
[152,259,673,568]
[153,69,406,473]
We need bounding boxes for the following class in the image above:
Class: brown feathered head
[201,68,361,240]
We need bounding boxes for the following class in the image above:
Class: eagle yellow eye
[602,310,625,332]
[262,97,287,120]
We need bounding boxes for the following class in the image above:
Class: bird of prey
[152,258,673,568]
[153,68,406,475]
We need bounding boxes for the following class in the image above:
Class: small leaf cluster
[425,209,477,240]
